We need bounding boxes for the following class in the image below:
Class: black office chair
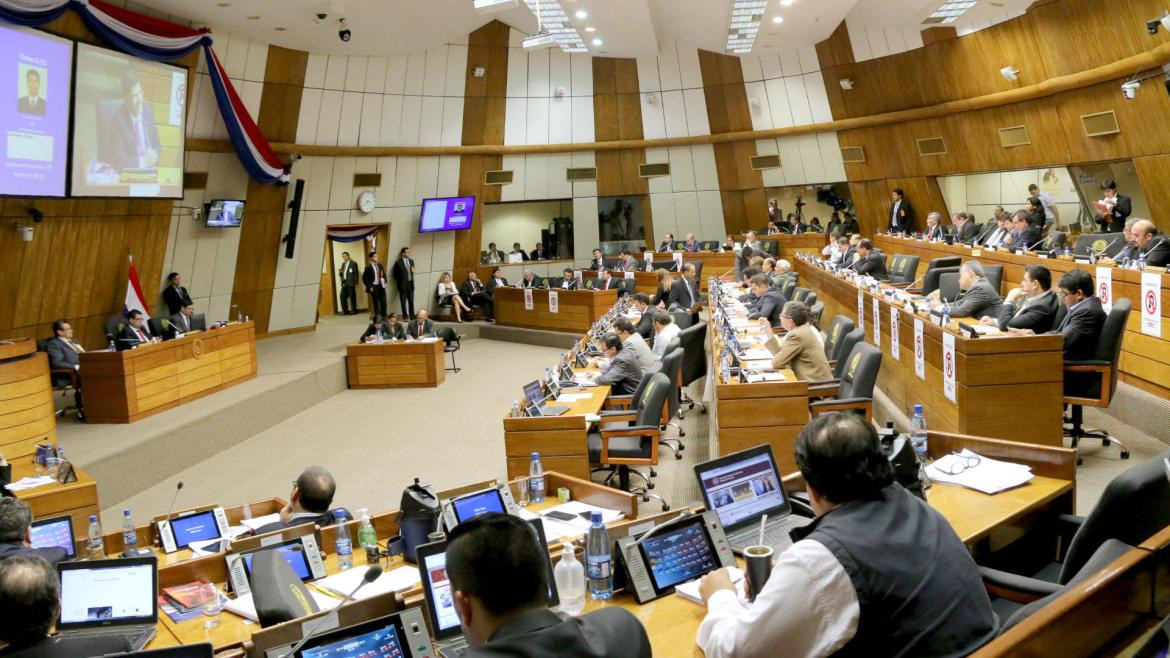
[801,292,818,309]
[822,315,855,364]
[148,317,168,337]
[104,313,125,344]
[658,347,685,459]
[808,301,825,331]
[830,328,865,378]
[886,255,920,285]
[700,240,720,252]
[678,322,707,416]
[780,279,797,301]
[1064,298,1131,463]
[809,342,881,420]
[588,372,671,509]
[1072,232,1126,258]
[671,310,694,330]
[436,327,462,373]
[671,241,686,250]
[792,287,811,304]
[190,313,207,331]
[938,272,961,303]
[922,266,960,297]
[983,264,1004,293]
[648,260,674,272]
[759,239,778,257]
[980,447,1170,625]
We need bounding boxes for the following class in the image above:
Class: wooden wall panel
[454,21,510,278]
[593,57,649,203]
[699,49,763,235]
[848,177,947,236]
[1135,154,1170,223]
[816,20,855,70]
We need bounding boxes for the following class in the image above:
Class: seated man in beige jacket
[763,301,833,381]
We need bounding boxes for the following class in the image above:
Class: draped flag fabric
[124,256,150,320]
[325,225,380,243]
[0,0,288,184]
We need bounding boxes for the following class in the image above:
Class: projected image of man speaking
[96,71,159,173]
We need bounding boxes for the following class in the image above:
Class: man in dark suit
[591,334,644,395]
[0,499,68,567]
[461,272,493,320]
[747,275,787,326]
[852,239,888,279]
[45,320,84,419]
[1132,219,1170,267]
[980,215,1012,248]
[162,272,189,315]
[734,245,754,279]
[519,271,542,288]
[683,233,701,252]
[558,267,578,290]
[888,188,913,234]
[588,248,606,271]
[362,253,388,319]
[0,554,135,657]
[1095,180,1131,233]
[447,514,651,658]
[253,467,343,535]
[17,68,45,116]
[657,233,675,253]
[982,265,1059,332]
[407,310,436,338]
[530,242,548,261]
[946,261,1003,319]
[923,212,945,241]
[951,212,980,245]
[96,73,160,173]
[1012,270,1107,394]
[668,263,701,314]
[631,293,655,339]
[595,270,618,292]
[117,310,155,351]
[391,247,416,318]
[1002,211,1041,251]
[337,251,359,315]
[361,315,394,342]
[787,214,807,235]
[486,267,509,298]
[167,301,197,338]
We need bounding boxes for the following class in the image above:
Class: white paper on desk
[556,393,591,402]
[740,348,772,360]
[238,513,282,534]
[5,476,55,491]
[744,371,785,383]
[313,564,421,601]
[225,590,341,623]
[675,567,746,606]
[970,324,1001,336]
[926,449,1034,494]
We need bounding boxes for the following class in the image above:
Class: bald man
[1131,219,1169,267]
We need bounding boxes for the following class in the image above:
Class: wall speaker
[283,178,305,260]
[483,170,514,185]
[749,154,781,170]
[566,167,597,182]
[916,137,947,156]
[1081,110,1120,137]
[840,146,866,163]
[998,125,1031,148]
[638,162,671,177]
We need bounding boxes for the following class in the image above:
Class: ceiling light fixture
[592,37,602,46]
[585,26,596,32]
[473,0,520,13]
[520,0,588,52]
[726,0,767,55]
[924,0,977,24]
[771,16,783,24]
[780,0,793,5]
[575,9,587,19]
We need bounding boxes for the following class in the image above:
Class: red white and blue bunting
[0,0,289,184]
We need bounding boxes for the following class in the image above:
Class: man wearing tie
[97,73,160,173]
[167,301,196,338]
[530,242,548,261]
[668,263,701,321]
[588,248,606,271]
[162,272,189,315]
[392,247,416,318]
[337,251,359,315]
[597,270,617,291]
[117,310,155,351]
[45,320,84,419]
[923,212,945,241]
[519,271,541,288]
[888,188,913,235]
[657,233,674,253]
[362,253,388,319]
[17,68,45,116]
[408,310,436,338]
[461,271,493,320]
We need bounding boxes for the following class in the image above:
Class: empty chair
[808,342,882,420]
[822,315,856,364]
[700,240,720,252]
[189,314,207,331]
[938,272,961,303]
[982,264,1004,293]
[1064,298,1132,463]
[780,279,797,301]
[650,260,675,271]
[148,317,167,337]
[671,310,694,330]
[886,255,921,285]
[792,287,811,304]
[927,256,962,271]
[104,313,125,343]
[658,347,685,459]
[588,373,671,510]
[801,292,818,309]
[759,240,778,257]
[436,327,462,373]
[677,322,707,415]
[808,301,825,331]
[923,266,960,297]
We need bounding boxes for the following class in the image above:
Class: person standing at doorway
[338,251,359,315]
[363,252,388,318]
[393,247,416,318]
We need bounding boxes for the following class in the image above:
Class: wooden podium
[346,339,445,388]
[493,288,617,333]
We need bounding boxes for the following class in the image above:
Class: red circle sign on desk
[1099,282,1110,304]
[915,334,923,357]
[945,352,954,378]
[1147,289,1158,314]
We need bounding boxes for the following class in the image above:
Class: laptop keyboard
[728,515,811,553]
[439,638,470,657]
[540,404,570,416]
[62,627,156,651]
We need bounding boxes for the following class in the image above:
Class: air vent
[483,170,514,185]
[916,137,947,156]
[1081,110,1120,138]
[638,162,671,178]
[566,167,597,182]
[998,125,1031,148]
[353,173,382,187]
[840,146,866,163]
[750,154,781,170]
[183,172,208,189]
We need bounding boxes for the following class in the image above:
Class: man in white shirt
[613,318,660,373]
[650,311,680,360]
[697,414,997,658]
[823,235,848,266]
[980,214,1012,248]
[1028,183,1059,229]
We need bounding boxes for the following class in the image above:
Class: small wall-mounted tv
[206,199,244,227]
[419,196,475,233]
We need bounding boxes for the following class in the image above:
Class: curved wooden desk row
[0,338,57,461]
[794,258,1066,445]
[79,322,258,424]
[872,234,1170,397]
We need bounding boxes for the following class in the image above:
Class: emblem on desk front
[191,338,205,358]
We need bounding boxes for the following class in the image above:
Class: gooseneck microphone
[163,481,184,524]
[282,565,384,658]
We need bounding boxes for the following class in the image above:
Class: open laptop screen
[522,380,543,407]
[694,444,790,533]
[451,489,506,524]
[241,540,314,582]
[168,509,222,550]
[58,558,157,628]
[30,515,76,559]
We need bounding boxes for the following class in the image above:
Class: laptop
[30,514,77,560]
[523,380,568,417]
[55,556,158,651]
[417,517,559,658]
[693,444,810,555]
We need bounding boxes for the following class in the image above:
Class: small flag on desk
[124,255,151,320]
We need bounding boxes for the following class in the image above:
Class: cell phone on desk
[543,510,577,522]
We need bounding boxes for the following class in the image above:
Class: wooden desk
[79,322,258,424]
[0,338,57,461]
[11,461,99,538]
[345,340,445,388]
[795,258,1065,445]
[582,270,659,295]
[493,288,617,333]
[502,385,610,481]
[872,234,1170,399]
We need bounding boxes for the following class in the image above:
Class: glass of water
[201,583,222,628]
[516,476,530,507]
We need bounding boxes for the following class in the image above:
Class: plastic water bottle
[910,404,932,489]
[529,453,545,503]
[511,401,521,418]
[334,510,353,570]
[941,307,950,328]
[86,515,104,560]
[545,367,553,385]
[108,339,115,351]
[122,509,137,550]
[1063,244,1071,258]
[555,542,586,615]
[586,512,613,600]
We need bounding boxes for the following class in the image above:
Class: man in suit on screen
[97,72,160,173]
[17,68,45,116]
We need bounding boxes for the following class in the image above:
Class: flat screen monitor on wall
[206,199,244,227]
[70,42,186,198]
[419,196,475,233]
[0,24,73,197]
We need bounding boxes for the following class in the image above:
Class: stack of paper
[926,450,1033,494]
[225,590,341,623]
[674,567,746,605]
[744,371,785,383]
[238,513,282,534]
[6,476,55,491]
[740,348,772,360]
[312,564,420,601]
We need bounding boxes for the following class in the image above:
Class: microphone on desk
[973,223,995,246]
[280,565,384,658]
[163,481,185,524]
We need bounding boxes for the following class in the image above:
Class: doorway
[321,223,391,319]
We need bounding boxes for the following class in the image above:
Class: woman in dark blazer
[651,269,674,308]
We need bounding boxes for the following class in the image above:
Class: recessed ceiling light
[591,37,602,45]
[585,26,596,32]
[274,26,286,31]
[771,15,783,23]
[575,9,587,19]
[780,0,793,5]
